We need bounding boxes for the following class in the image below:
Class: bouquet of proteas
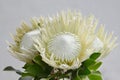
[4,11,117,80]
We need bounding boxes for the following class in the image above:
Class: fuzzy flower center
[48,32,81,60]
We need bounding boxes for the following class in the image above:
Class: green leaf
[33,55,53,75]
[25,64,44,77]
[78,67,91,75]
[33,55,48,70]
[72,75,88,80]
[79,76,88,80]
[88,71,102,80]
[19,76,33,80]
[22,57,53,78]
[90,52,101,60]
[3,66,22,75]
[4,66,15,71]
[89,62,102,71]
[82,59,96,67]
[23,63,33,69]
[72,71,81,80]
[72,75,81,80]
[22,73,34,77]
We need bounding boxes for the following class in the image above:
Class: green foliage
[82,59,96,67]
[4,66,15,71]
[4,66,22,75]
[88,62,102,71]
[4,52,103,80]
[25,64,45,77]
[88,71,102,80]
[18,76,33,80]
[22,55,53,79]
[90,52,101,60]
[78,67,91,75]
[72,52,103,80]
[4,55,53,80]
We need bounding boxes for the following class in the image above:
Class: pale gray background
[0,0,120,80]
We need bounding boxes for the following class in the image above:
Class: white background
[0,0,120,80]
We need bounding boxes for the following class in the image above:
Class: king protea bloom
[8,11,117,70]
[8,17,46,62]
[33,11,117,70]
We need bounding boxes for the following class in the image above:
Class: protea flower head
[8,11,117,70]
[8,17,45,62]
[33,11,117,70]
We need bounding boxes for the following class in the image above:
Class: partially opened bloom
[8,18,45,62]
[96,26,117,59]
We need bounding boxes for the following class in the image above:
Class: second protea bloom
[8,18,45,62]
[96,26,117,59]
[33,11,116,70]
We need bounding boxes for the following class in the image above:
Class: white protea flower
[8,10,117,70]
[33,11,99,70]
[8,17,45,62]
